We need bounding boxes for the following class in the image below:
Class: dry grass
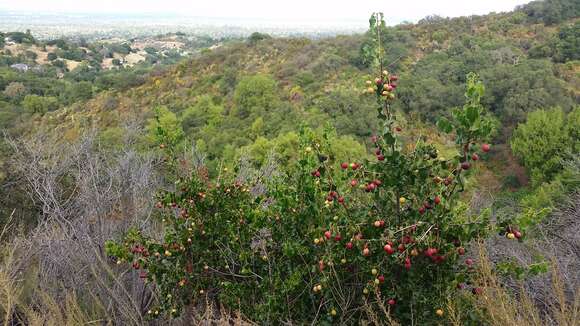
[447,243,580,326]
[0,247,253,326]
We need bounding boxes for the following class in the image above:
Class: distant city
[0,11,370,40]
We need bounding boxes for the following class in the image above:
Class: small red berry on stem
[383,244,395,255]
[324,231,332,240]
[398,243,405,253]
[404,257,411,270]
[363,247,371,256]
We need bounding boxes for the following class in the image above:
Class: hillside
[0,1,578,325]
[34,0,578,164]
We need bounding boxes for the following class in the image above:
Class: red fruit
[395,126,402,132]
[326,195,334,202]
[377,154,385,161]
[375,148,382,155]
[330,191,338,198]
[312,170,321,178]
[472,287,483,295]
[366,183,376,191]
[155,202,163,209]
[397,244,405,253]
[457,247,465,255]
[132,261,140,270]
[363,248,371,256]
[465,258,474,266]
[334,234,342,242]
[390,82,397,88]
[355,233,364,241]
[319,260,325,271]
[404,257,411,270]
[444,177,452,186]
[324,231,332,239]
[345,242,354,249]
[375,79,383,86]
[425,248,438,257]
[384,84,394,92]
[387,298,396,306]
[419,206,426,215]
[338,196,345,203]
[402,235,412,244]
[377,275,385,283]
[481,144,491,152]
[383,244,395,255]
[371,135,378,143]
[351,163,359,170]
[434,196,441,205]
[139,271,148,279]
[350,179,358,187]
[471,153,479,161]
[514,230,522,239]
[373,179,382,186]
[389,75,399,82]
[341,162,349,169]
[461,162,470,170]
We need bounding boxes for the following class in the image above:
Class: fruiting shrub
[106,14,498,324]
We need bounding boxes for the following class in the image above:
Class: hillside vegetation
[0,0,578,325]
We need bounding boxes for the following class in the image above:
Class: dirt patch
[64,59,81,71]
[124,52,145,65]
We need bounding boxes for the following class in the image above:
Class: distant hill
[1,0,578,177]
[36,0,578,144]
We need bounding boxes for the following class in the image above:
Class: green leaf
[466,105,479,126]
[437,118,453,133]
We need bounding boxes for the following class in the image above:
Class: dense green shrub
[106,19,498,322]
[510,107,579,185]
[233,74,279,119]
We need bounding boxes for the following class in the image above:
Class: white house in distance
[10,63,30,72]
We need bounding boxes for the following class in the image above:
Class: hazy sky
[0,0,532,22]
